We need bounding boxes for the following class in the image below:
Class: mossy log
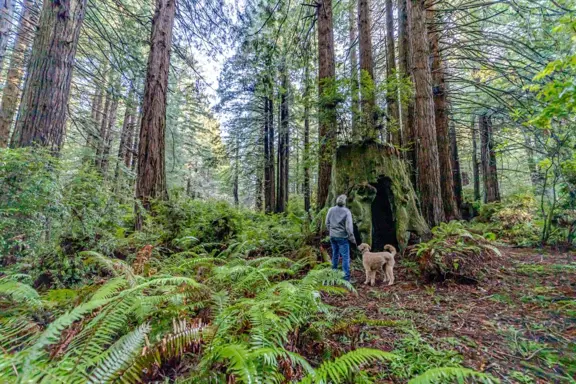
[327,142,430,252]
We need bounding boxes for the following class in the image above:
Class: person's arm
[346,210,356,244]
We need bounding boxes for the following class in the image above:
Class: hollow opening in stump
[371,176,398,252]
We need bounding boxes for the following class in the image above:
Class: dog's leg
[370,271,376,286]
[385,264,394,286]
[364,268,370,285]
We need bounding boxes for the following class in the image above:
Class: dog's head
[357,243,371,253]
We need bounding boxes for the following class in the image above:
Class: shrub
[410,222,501,283]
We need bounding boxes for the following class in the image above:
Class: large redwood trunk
[12,0,87,152]
[317,0,337,209]
[0,0,37,147]
[450,121,463,210]
[0,0,13,71]
[480,113,500,203]
[276,68,289,213]
[398,0,415,184]
[428,7,459,220]
[349,2,360,139]
[263,77,276,213]
[408,0,445,226]
[135,0,176,228]
[385,0,400,146]
[357,0,376,136]
[471,115,481,201]
[303,61,311,213]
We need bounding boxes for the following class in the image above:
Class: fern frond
[88,323,150,384]
[408,367,499,384]
[0,317,39,352]
[0,279,41,308]
[81,251,137,285]
[298,348,396,384]
[120,276,202,296]
[210,343,258,384]
[90,277,129,301]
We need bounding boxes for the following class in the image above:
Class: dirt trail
[324,246,576,383]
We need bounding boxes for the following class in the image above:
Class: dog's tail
[384,244,396,257]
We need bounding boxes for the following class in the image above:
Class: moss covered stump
[327,142,430,252]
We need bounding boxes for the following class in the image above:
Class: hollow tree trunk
[0,0,13,72]
[349,1,360,139]
[385,0,400,146]
[408,0,445,226]
[471,115,481,201]
[317,0,337,209]
[428,6,459,220]
[480,113,500,203]
[450,121,463,210]
[135,0,176,228]
[358,0,376,137]
[12,0,88,152]
[0,0,37,147]
[276,67,289,213]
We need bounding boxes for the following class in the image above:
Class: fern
[408,367,499,384]
[0,279,42,308]
[81,251,138,286]
[298,348,396,384]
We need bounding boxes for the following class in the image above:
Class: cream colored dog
[357,243,396,286]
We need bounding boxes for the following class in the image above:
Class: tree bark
[100,93,118,174]
[263,77,276,213]
[135,0,176,228]
[450,121,463,210]
[398,0,415,184]
[317,0,337,209]
[303,60,311,213]
[95,88,111,167]
[428,6,459,220]
[233,134,239,207]
[276,67,289,213]
[358,0,376,137]
[349,1,360,140]
[0,0,37,147]
[471,114,481,201]
[116,87,136,179]
[385,0,400,146]
[12,0,88,152]
[408,0,445,226]
[0,0,14,72]
[480,113,500,203]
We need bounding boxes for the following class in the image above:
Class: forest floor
[323,246,576,383]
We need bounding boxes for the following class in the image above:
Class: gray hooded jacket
[325,198,356,243]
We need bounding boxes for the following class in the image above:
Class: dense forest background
[0,0,575,383]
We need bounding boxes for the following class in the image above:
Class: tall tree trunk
[100,93,118,174]
[303,61,311,213]
[450,121,463,210]
[408,0,444,226]
[480,113,500,203]
[233,135,239,207]
[471,115,481,201]
[95,88,112,168]
[524,133,541,190]
[349,1,360,139]
[86,87,103,149]
[276,68,289,213]
[135,0,176,229]
[255,120,263,211]
[385,0,400,146]
[0,0,14,72]
[358,0,376,137]
[398,0,415,183]
[131,112,140,171]
[428,7,459,220]
[12,0,88,152]
[317,0,337,209]
[263,77,276,213]
[0,0,37,147]
[116,87,136,179]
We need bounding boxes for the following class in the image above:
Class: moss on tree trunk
[328,142,430,252]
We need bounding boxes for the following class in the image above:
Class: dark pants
[330,237,350,281]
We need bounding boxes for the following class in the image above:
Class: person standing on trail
[325,194,356,282]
